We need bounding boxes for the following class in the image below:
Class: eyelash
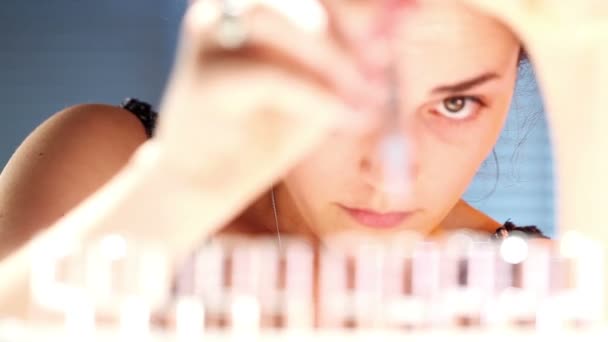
[430,96,488,123]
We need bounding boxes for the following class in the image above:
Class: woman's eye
[432,96,484,121]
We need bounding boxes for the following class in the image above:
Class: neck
[433,200,501,238]
[235,184,314,239]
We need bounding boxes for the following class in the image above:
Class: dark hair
[467,48,541,202]
[518,48,528,65]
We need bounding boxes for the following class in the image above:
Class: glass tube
[283,239,314,330]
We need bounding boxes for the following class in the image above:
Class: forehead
[395,2,518,57]
[330,0,520,93]
[330,0,518,50]
[391,2,520,95]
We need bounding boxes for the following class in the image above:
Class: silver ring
[216,0,249,50]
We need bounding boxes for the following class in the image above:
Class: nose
[358,128,419,195]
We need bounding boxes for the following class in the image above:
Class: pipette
[376,0,412,198]
[379,63,410,196]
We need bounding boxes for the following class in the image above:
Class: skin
[240,1,520,240]
[2,0,595,318]
[0,1,520,257]
[0,0,605,319]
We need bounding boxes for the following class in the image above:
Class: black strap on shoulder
[491,220,548,241]
[120,98,158,138]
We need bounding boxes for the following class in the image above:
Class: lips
[340,205,416,229]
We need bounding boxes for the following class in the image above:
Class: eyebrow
[431,72,501,94]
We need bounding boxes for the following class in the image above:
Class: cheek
[413,141,488,227]
[420,96,511,147]
[415,105,511,201]
[283,140,355,208]
[421,145,487,193]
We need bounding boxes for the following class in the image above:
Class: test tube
[30,237,78,309]
[537,233,605,330]
[64,289,96,341]
[383,232,432,330]
[411,241,441,328]
[134,241,171,311]
[229,239,262,336]
[318,244,350,329]
[175,296,205,342]
[174,252,205,340]
[230,295,261,341]
[30,237,95,336]
[84,234,170,338]
[84,234,129,312]
[254,238,281,328]
[467,241,497,326]
[119,295,151,341]
[283,239,314,330]
[353,242,385,329]
[494,235,546,329]
[569,236,605,326]
[439,232,484,328]
[193,239,225,328]
[378,65,410,198]
[521,238,550,328]
[84,235,119,312]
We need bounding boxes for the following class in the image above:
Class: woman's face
[280,1,521,238]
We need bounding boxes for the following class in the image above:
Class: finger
[317,0,408,77]
[455,0,523,15]
[454,0,540,26]
[176,1,380,108]
[317,0,358,49]
[157,62,352,191]
[317,0,388,79]
[456,0,608,38]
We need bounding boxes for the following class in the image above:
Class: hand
[0,1,388,315]
[452,0,608,152]
[454,0,608,131]
[455,0,608,237]
[455,0,608,44]
[154,0,369,172]
[123,0,385,242]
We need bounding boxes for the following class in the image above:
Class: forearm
[0,144,189,317]
[0,141,266,317]
[531,42,608,238]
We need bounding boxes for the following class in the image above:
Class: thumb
[455,0,527,27]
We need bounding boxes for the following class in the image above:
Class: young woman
[0,0,606,315]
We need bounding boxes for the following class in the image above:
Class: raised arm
[0,104,148,260]
[0,0,379,316]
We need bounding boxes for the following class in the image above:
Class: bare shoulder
[434,199,501,238]
[0,103,149,256]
